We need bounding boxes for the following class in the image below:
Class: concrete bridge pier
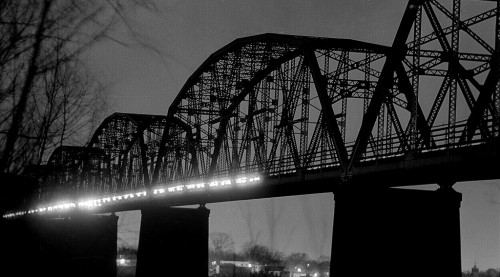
[136,205,210,277]
[0,213,118,277]
[330,187,462,277]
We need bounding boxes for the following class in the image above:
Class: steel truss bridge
[4,0,500,217]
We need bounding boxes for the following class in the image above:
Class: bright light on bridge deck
[78,191,148,209]
[47,203,76,212]
[3,175,262,219]
[152,174,261,196]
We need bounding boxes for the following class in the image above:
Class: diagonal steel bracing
[27,1,499,209]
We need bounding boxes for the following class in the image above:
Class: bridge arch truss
[30,0,500,207]
[165,0,499,182]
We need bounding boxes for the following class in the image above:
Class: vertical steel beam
[152,122,170,184]
[495,0,500,135]
[340,52,349,142]
[448,0,460,147]
[377,104,385,154]
[410,5,422,152]
[300,74,310,164]
[364,53,371,115]
[386,100,409,153]
[282,58,302,171]
[304,48,349,171]
[138,128,150,188]
[244,89,255,171]
[208,116,229,176]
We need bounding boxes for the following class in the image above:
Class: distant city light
[119,258,126,266]
[2,174,262,219]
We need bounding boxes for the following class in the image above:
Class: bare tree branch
[0,0,156,174]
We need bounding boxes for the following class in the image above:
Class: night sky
[87,0,500,271]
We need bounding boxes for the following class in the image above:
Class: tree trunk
[0,0,52,173]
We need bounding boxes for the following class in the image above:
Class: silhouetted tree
[484,268,499,277]
[241,242,284,266]
[210,232,235,262]
[0,0,156,174]
[284,252,310,272]
[118,246,137,259]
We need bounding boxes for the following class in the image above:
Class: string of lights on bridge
[2,175,261,219]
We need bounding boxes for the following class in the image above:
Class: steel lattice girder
[87,113,170,192]
[168,34,394,180]
[42,146,106,202]
[166,0,498,182]
[32,0,500,203]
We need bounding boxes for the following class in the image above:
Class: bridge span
[1,0,499,276]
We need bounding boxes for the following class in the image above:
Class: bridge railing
[189,116,498,180]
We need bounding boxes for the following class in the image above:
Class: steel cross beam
[394,62,435,149]
[462,51,500,142]
[422,1,495,144]
[431,0,494,54]
[348,0,423,170]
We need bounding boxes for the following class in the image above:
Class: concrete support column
[1,213,118,277]
[136,205,210,277]
[330,187,462,277]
